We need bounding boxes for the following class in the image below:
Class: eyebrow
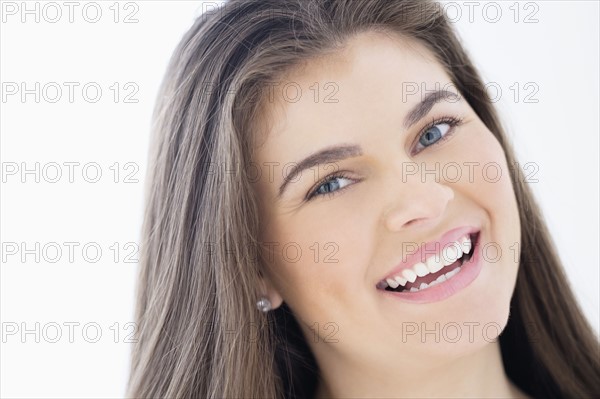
[277,89,460,198]
[403,89,460,129]
[278,144,362,198]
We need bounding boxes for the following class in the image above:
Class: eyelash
[306,115,464,201]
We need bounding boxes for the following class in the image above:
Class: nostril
[387,216,437,232]
[403,218,427,228]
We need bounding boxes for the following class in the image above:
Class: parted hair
[127,1,600,397]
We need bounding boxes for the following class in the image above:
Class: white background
[1,1,598,397]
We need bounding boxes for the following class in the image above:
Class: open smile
[377,228,483,303]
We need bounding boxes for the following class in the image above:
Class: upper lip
[377,225,480,286]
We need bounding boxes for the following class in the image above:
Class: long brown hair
[127,1,600,397]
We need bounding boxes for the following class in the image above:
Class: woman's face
[251,31,521,374]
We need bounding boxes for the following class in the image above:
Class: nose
[383,172,455,231]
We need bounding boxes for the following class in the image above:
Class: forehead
[252,30,454,170]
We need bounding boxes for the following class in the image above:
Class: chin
[395,262,516,361]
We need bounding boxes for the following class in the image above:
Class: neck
[313,342,529,398]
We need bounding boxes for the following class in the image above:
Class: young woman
[127,0,600,397]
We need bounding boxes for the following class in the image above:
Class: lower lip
[378,233,483,304]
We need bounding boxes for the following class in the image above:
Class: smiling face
[250,31,521,384]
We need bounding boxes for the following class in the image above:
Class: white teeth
[413,266,462,292]
[387,265,463,294]
[402,268,418,283]
[394,275,408,286]
[455,242,464,258]
[386,278,399,289]
[381,233,477,291]
[442,244,460,266]
[426,254,444,274]
[445,267,461,279]
[413,262,429,277]
[460,235,472,255]
[428,279,441,287]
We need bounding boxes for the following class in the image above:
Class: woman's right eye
[308,174,354,200]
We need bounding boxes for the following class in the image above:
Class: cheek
[473,129,520,233]
[455,127,521,296]
[251,163,361,317]
[261,209,368,321]
[455,128,520,223]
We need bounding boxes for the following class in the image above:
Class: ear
[257,273,284,310]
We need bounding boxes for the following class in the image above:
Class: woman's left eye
[414,118,462,153]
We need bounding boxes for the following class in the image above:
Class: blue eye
[419,123,450,147]
[308,174,353,200]
[414,117,463,153]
